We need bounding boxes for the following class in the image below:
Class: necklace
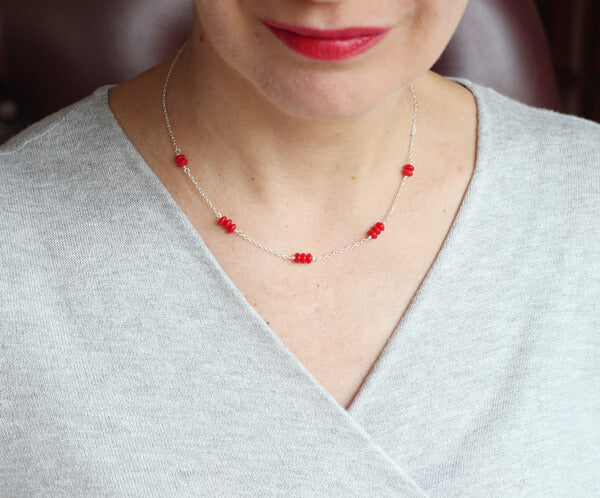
[162,43,418,264]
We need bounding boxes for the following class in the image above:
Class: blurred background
[535,0,599,122]
[0,0,598,144]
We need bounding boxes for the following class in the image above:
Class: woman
[1,0,598,495]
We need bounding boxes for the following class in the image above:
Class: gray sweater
[1,80,599,497]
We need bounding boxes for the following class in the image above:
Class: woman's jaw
[190,0,468,121]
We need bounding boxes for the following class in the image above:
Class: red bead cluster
[402,164,415,177]
[175,154,188,168]
[294,253,313,264]
[218,216,237,233]
[368,222,385,239]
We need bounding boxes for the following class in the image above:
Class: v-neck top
[1,78,599,497]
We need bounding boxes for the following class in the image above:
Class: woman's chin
[254,70,404,121]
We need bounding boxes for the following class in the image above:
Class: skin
[109,0,477,410]
[192,0,468,119]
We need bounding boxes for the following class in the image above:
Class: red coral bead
[293,252,313,264]
[376,222,385,231]
[368,230,378,239]
[227,224,236,233]
[224,219,233,230]
[218,216,227,225]
[402,164,414,176]
[175,154,188,167]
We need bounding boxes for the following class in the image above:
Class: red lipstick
[261,19,391,61]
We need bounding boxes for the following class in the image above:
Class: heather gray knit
[1,79,599,497]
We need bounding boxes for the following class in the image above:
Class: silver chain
[161,41,418,263]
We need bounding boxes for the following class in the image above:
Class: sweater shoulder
[1,86,116,160]
[452,78,600,203]
[460,78,600,157]
[0,86,120,193]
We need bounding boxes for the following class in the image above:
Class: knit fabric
[1,79,599,497]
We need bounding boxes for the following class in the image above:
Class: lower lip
[261,20,390,61]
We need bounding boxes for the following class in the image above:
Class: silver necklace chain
[161,42,418,263]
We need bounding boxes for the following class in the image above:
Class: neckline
[98,77,488,418]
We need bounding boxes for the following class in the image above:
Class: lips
[261,18,391,61]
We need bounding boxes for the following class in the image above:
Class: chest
[196,204,457,410]
[152,169,476,412]
[234,262,420,409]
[141,133,477,411]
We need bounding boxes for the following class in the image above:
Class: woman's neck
[167,40,420,214]
[108,43,476,253]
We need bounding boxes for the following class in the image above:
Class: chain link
[162,42,418,264]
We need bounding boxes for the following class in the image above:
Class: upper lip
[260,18,391,39]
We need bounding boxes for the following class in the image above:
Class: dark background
[535,0,600,121]
[0,0,598,137]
